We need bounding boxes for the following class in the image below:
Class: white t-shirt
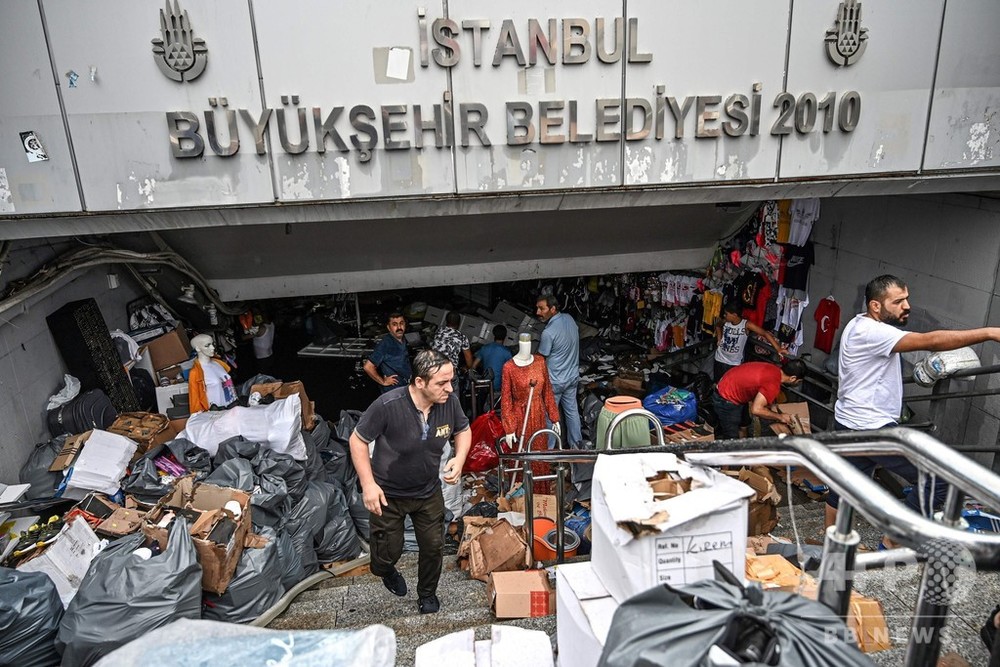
[253,322,275,359]
[202,359,236,408]
[715,319,748,365]
[834,314,908,429]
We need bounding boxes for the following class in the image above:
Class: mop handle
[519,379,537,450]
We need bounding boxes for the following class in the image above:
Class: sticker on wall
[20,131,49,163]
[0,168,14,213]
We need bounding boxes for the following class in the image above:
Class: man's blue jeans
[549,380,582,448]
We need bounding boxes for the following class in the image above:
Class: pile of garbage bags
[8,409,370,666]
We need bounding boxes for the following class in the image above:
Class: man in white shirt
[828,274,1000,530]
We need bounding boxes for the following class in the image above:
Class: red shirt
[813,297,841,354]
[718,362,782,405]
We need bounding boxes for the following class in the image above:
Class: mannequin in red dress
[501,334,561,493]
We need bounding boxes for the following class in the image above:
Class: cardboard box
[142,476,251,594]
[488,570,555,618]
[591,452,754,603]
[251,380,316,431]
[49,431,91,471]
[769,402,811,436]
[146,327,191,371]
[468,519,528,582]
[107,412,178,461]
[744,553,891,653]
[96,507,146,538]
[556,562,619,667]
[663,422,715,443]
[722,466,782,536]
[500,489,559,521]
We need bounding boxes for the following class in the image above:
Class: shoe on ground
[382,569,407,597]
[418,594,440,614]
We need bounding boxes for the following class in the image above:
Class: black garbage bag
[214,436,261,468]
[0,567,63,667]
[57,518,202,667]
[205,458,256,491]
[167,438,212,475]
[254,450,307,504]
[202,535,284,624]
[301,417,331,483]
[338,479,369,540]
[259,526,305,590]
[47,389,117,438]
[315,482,363,563]
[281,481,331,577]
[464,501,499,518]
[323,410,361,487]
[19,435,68,500]
[121,457,169,501]
[598,565,873,667]
[251,473,292,530]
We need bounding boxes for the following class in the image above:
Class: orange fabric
[188,357,231,414]
[500,356,560,493]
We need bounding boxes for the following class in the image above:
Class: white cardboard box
[591,452,754,603]
[556,562,619,667]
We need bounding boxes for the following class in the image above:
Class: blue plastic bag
[642,386,697,426]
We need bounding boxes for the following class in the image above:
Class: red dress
[500,356,560,494]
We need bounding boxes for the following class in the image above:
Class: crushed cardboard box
[744,553,891,653]
[460,518,528,582]
[722,466,782,536]
[142,475,251,594]
[497,485,558,521]
[108,412,178,461]
[488,569,555,618]
[251,380,316,431]
[662,421,715,443]
[769,402,811,436]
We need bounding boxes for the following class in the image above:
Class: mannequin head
[191,334,216,360]
[512,332,533,366]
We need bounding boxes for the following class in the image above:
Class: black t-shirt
[353,386,470,498]
[781,242,814,291]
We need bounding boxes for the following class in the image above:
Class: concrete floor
[268,493,997,666]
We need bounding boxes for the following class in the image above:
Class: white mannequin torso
[512,335,533,366]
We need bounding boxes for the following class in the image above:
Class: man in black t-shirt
[349,349,471,614]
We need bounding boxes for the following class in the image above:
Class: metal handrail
[495,424,1000,667]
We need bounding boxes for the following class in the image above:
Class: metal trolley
[496,408,1000,667]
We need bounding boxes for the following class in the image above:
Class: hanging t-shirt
[789,198,820,245]
[201,359,236,407]
[813,297,841,354]
[781,242,814,291]
[735,271,764,309]
[776,287,809,355]
[743,275,772,328]
[777,200,792,243]
[702,290,723,332]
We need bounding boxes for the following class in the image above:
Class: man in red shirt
[712,360,806,439]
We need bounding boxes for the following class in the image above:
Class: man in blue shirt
[364,312,412,393]
[473,324,512,393]
[536,294,581,448]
